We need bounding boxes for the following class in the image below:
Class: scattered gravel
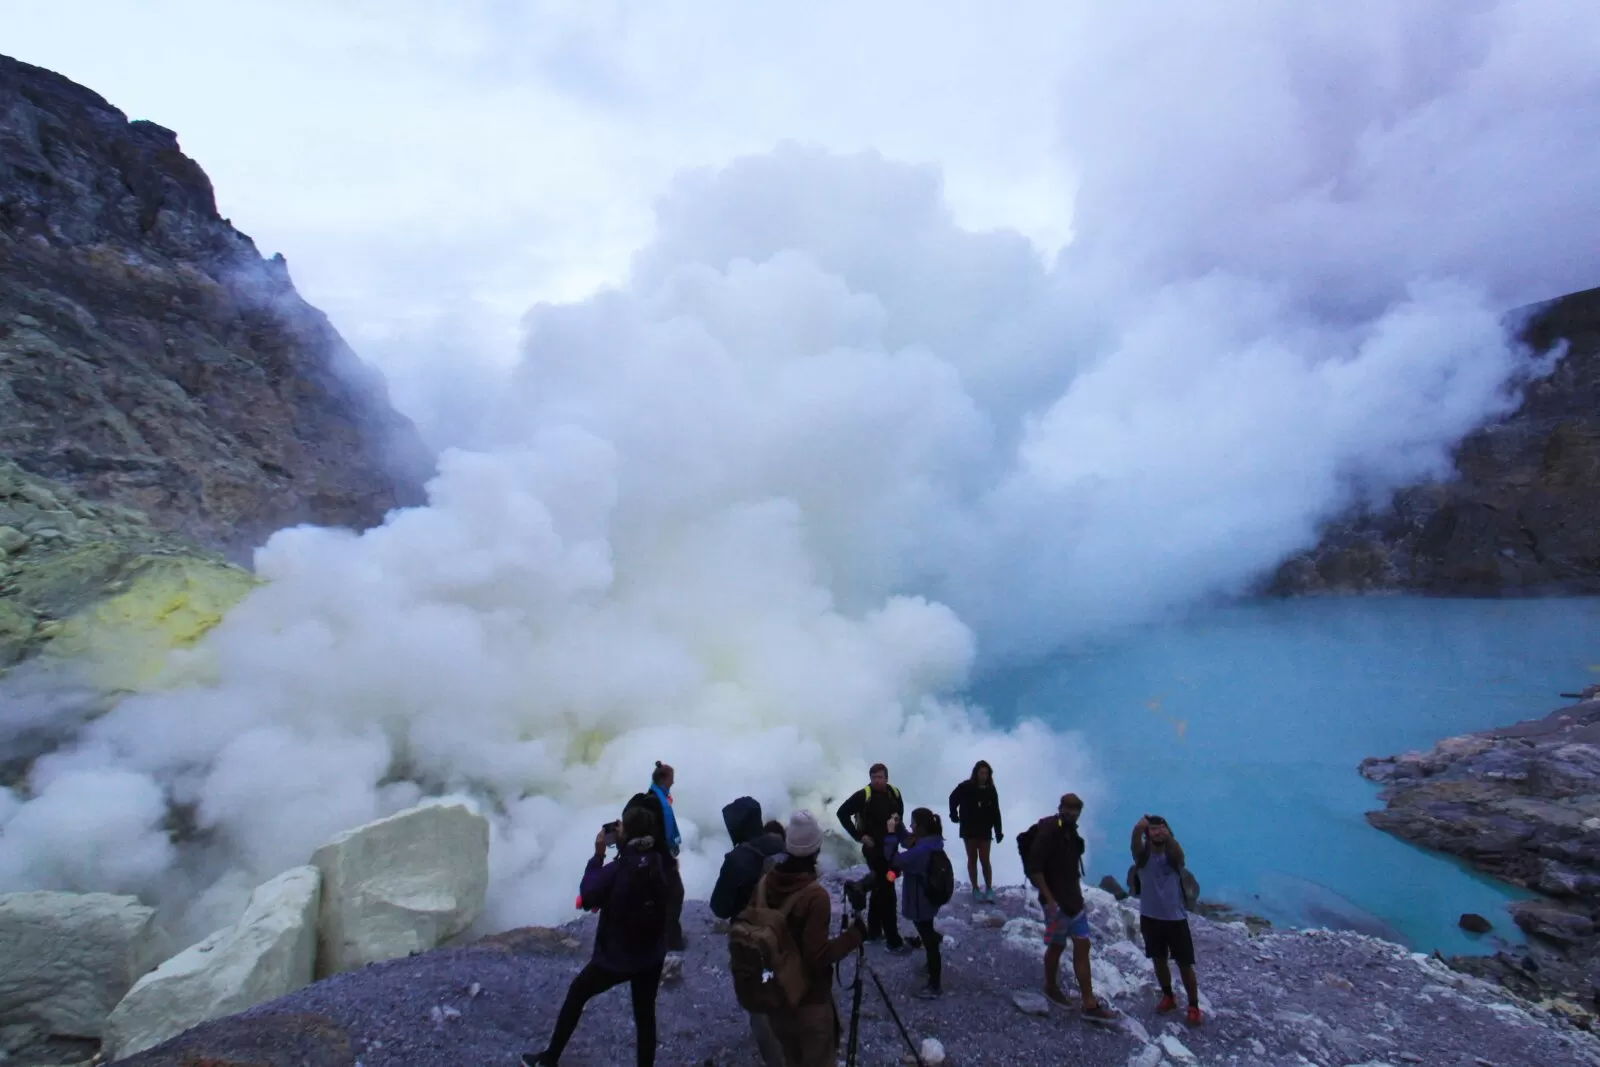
[116,880,1600,1067]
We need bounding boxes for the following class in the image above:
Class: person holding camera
[760,811,866,1067]
[1132,815,1203,1026]
[834,762,907,952]
[948,759,1003,903]
[1026,793,1118,1023]
[884,807,950,999]
[521,806,668,1067]
[625,761,687,950]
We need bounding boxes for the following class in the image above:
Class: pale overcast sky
[6,1,1079,369]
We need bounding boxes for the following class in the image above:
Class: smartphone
[602,820,621,847]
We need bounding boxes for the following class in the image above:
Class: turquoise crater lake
[973,596,1600,957]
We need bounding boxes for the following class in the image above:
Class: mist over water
[3,3,1599,943]
[977,596,1600,956]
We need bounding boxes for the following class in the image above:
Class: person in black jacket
[948,759,1003,903]
[624,761,687,951]
[710,797,787,1067]
[834,762,907,952]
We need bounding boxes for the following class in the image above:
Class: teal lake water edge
[970,596,1600,957]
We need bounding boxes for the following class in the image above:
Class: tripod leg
[865,961,925,1067]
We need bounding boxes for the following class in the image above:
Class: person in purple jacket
[884,806,948,1000]
[522,806,668,1067]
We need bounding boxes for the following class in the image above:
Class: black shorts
[1139,916,1195,967]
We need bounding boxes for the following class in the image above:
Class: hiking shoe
[1186,1005,1204,1027]
[1082,1002,1120,1025]
[915,985,943,999]
[520,1052,556,1066]
[1156,993,1178,1014]
[1044,987,1074,1008]
[886,942,914,956]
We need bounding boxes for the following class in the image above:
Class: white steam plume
[2,2,1595,938]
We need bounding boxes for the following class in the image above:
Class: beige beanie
[786,810,823,857]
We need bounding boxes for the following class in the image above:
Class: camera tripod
[838,912,926,1067]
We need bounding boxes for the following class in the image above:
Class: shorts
[1139,915,1196,967]
[1044,903,1091,946]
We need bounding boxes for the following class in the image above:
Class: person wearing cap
[761,810,865,1067]
[1132,815,1203,1026]
[1027,793,1118,1023]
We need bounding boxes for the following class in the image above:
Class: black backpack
[1016,823,1040,877]
[925,849,954,908]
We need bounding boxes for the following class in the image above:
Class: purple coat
[579,843,669,974]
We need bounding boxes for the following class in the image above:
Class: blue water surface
[971,596,1600,957]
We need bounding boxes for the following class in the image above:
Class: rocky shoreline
[1361,685,1600,1019]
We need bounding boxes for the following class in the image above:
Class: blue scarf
[650,783,681,856]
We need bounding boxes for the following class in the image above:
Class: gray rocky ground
[103,878,1599,1067]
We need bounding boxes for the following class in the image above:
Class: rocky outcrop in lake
[1361,688,1600,1015]
[1274,285,1600,595]
[0,54,428,559]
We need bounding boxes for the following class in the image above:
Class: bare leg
[1154,957,1174,997]
[1179,963,1200,1007]
[977,839,993,892]
[1073,937,1101,1010]
[964,838,979,892]
[1043,943,1068,1002]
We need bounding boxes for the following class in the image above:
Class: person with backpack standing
[625,761,687,951]
[948,760,1004,903]
[884,807,954,999]
[521,806,668,1067]
[834,763,907,952]
[1022,793,1119,1024]
[1130,815,1203,1027]
[711,796,789,1067]
[729,811,864,1067]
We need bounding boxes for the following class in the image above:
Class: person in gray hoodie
[711,796,789,1067]
[884,807,948,999]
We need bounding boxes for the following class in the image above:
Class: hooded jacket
[710,796,788,920]
[884,832,947,923]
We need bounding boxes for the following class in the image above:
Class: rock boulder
[102,865,321,1059]
[0,891,165,1037]
[311,801,489,976]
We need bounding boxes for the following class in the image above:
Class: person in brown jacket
[762,810,865,1067]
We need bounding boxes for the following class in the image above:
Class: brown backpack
[727,875,820,1013]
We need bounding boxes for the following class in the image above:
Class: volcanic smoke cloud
[2,1,1596,938]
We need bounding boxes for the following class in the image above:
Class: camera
[842,873,876,914]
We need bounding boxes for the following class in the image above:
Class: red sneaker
[1156,994,1178,1014]
[1186,1005,1204,1027]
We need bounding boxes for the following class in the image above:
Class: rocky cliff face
[0,55,428,559]
[1274,285,1600,595]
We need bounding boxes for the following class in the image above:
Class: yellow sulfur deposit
[42,555,259,691]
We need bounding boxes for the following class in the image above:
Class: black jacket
[835,783,904,844]
[948,780,1003,841]
[709,796,787,919]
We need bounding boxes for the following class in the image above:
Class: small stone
[1012,990,1051,1016]
[1159,1034,1197,1063]
[0,526,27,554]
[1099,875,1130,901]
[973,911,1006,929]
[661,954,684,983]
[1459,913,1493,934]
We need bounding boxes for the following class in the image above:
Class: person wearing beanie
[758,809,864,1067]
[711,797,789,1067]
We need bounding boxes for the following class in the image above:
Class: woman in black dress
[947,760,1003,903]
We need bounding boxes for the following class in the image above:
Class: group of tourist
[518,760,1203,1067]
